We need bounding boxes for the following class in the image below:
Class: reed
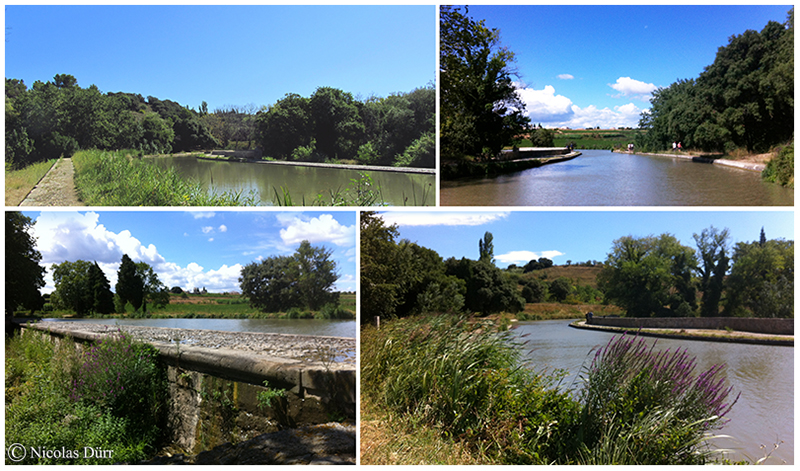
[72,149,258,206]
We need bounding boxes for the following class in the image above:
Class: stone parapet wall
[17,322,355,454]
[589,317,793,335]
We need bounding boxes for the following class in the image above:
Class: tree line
[360,212,793,321]
[637,9,793,154]
[6,213,344,317]
[599,227,793,318]
[5,73,433,170]
[256,85,434,167]
[361,213,524,321]
[5,74,219,168]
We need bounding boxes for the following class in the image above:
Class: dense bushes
[258,86,435,168]
[762,143,794,188]
[362,315,739,464]
[5,330,166,464]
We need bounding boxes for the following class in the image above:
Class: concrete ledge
[632,152,766,172]
[587,316,792,335]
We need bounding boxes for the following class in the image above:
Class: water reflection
[150,156,435,206]
[441,150,794,206]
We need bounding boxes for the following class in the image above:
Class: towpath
[19,157,83,206]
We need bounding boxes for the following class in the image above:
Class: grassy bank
[5,159,57,205]
[41,292,356,320]
[361,313,741,465]
[72,149,259,206]
[5,329,166,464]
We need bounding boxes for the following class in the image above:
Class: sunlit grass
[5,159,57,205]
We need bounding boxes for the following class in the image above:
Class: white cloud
[514,82,649,129]
[496,250,565,265]
[557,74,574,80]
[515,85,575,122]
[381,212,509,227]
[218,225,228,233]
[279,214,354,247]
[158,262,244,293]
[202,226,214,234]
[191,212,216,219]
[31,212,244,294]
[609,77,657,101]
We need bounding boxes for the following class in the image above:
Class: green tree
[239,241,340,312]
[724,238,793,317]
[549,277,573,302]
[360,211,406,321]
[309,86,364,160]
[598,234,697,317]
[294,240,339,310]
[479,231,495,265]
[5,212,45,314]
[693,226,730,317]
[88,262,115,314]
[445,257,524,315]
[135,262,170,312]
[440,5,530,160]
[52,260,95,315]
[116,254,144,312]
[257,93,312,159]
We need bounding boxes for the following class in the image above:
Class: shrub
[577,334,738,464]
[5,330,166,464]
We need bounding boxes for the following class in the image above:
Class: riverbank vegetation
[5,73,433,173]
[72,149,259,206]
[257,86,434,168]
[5,329,166,464]
[361,212,793,326]
[361,313,739,464]
[440,6,530,164]
[636,9,793,184]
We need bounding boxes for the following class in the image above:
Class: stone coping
[571,320,793,347]
[18,321,356,401]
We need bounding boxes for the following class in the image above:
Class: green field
[516,128,643,150]
[43,292,356,319]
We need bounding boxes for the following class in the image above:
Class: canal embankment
[620,150,767,172]
[442,147,581,179]
[572,317,793,346]
[196,151,435,175]
[16,320,356,457]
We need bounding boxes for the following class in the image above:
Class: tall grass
[72,149,259,206]
[272,172,387,206]
[361,315,740,465]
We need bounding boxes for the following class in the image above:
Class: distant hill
[522,265,604,289]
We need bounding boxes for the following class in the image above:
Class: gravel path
[33,321,356,366]
[20,158,83,206]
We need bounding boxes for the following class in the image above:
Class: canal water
[440,150,794,206]
[513,320,793,464]
[41,318,356,339]
[149,156,435,206]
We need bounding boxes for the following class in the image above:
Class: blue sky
[4,5,435,111]
[463,4,793,129]
[20,211,356,295]
[380,210,794,268]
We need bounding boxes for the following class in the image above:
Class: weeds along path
[20,157,83,206]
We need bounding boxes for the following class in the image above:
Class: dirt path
[19,157,84,206]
